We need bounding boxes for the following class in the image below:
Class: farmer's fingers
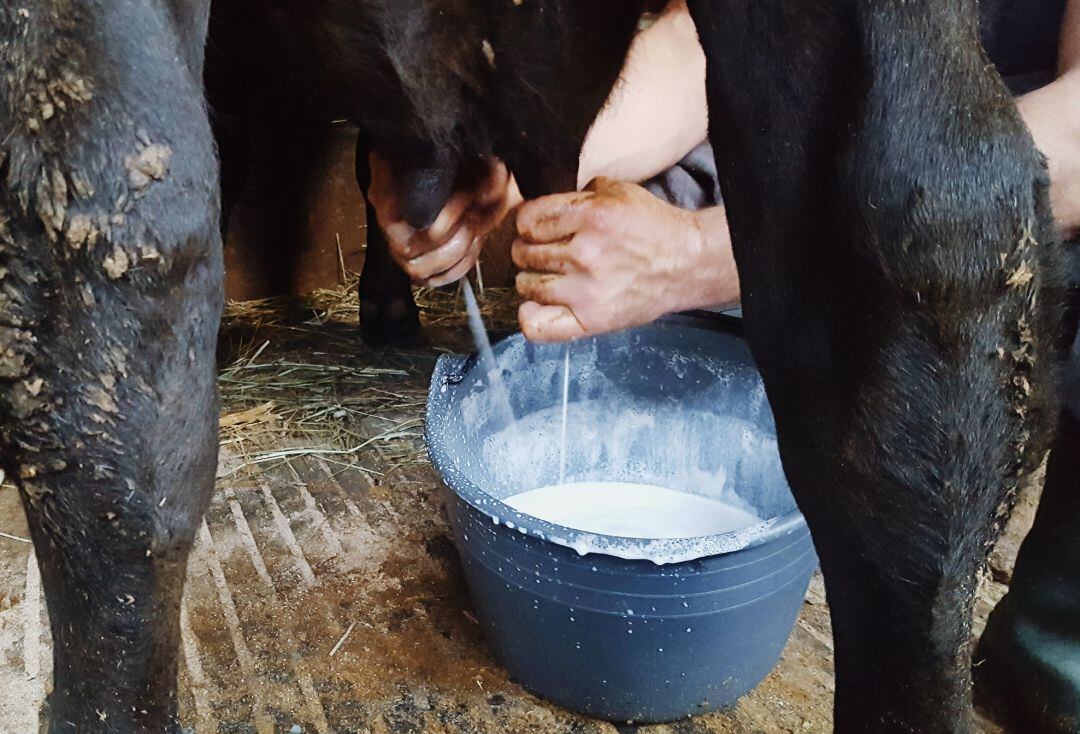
[419,238,484,288]
[516,190,598,243]
[404,227,474,281]
[514,271,584,306]
[426,190,473,245]
[510,239,575,274]
[518,301,589,343]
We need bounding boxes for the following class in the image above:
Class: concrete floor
[0,291,1029,734]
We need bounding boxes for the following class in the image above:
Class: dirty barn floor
[0,283,1029,733]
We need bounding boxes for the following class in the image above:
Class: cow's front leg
[687,1,1065,731]
[0,2,220,731]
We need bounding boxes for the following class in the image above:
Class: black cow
[0,1,1067,733]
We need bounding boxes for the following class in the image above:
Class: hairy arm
[1018,0,1080,237]
[576,1,708,187]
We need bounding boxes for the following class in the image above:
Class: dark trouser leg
[0,3,221,730]
[977,246,1080,733]
[353,135,420,345]
[687,0,1065,730]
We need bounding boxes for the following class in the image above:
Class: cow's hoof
[975,606,1080,734]
[360,298,421,346]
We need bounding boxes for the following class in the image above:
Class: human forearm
[576,1,708,187]
[1018,0,1080,237]
[668,205,740,312]
[1059,0,1080,73]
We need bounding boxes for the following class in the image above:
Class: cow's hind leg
[354,136,420,345]
[0,2,220,731]
[687,1,1064,730]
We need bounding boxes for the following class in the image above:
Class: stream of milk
[505,481,762,539]
[558,344,570,484]
[461,280,515,427]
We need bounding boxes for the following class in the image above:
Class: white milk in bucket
[505,481,762,539]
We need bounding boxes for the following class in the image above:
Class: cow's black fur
[285,0,644,202]
[0,0,1069,732]
[687,0,1065,730]
[0,0,221,730]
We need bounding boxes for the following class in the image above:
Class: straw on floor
[216,278,518,483]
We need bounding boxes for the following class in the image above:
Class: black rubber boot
[976,412,1080,733]
[976,245,1080,733]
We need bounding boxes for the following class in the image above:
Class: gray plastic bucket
[425,314,817,723]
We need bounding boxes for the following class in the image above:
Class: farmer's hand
[367,151,516,287]
[513,177,739,342]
